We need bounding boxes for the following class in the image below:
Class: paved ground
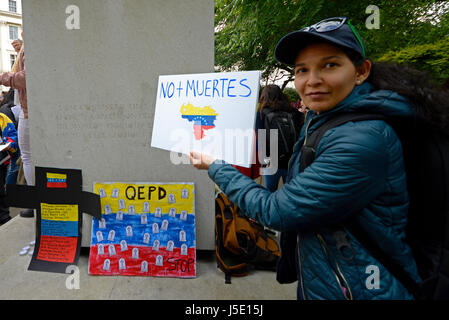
[0,207,297,300]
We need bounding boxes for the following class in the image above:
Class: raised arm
[0,69,26,90]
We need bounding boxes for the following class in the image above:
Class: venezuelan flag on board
[180,103,218,140]
[46,173,67,188]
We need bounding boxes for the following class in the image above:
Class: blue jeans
[6,149,20,185]
[264,168,288,192]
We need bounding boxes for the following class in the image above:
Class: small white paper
[168,193,176,204]
[120,240,128,251]
[111,188,120,198]
[152,240,160,251]
[161,220,169,231]
[168,208,176,218]
[99,188,107,198]
[96,231,104,242]
[179,230,186,242]
[119,258,126,270]
[103,259,111,271]
[118,199,126,210]
[132,248,139,259]
[107,230,115,241]
[143,233,150,244]
[104,205,112,215]
[141,261,148,272]
[99,218,106,229]
[155,255,163,266]
[125,226,133,237]
[181,244,188,256]
[108,245,116,256]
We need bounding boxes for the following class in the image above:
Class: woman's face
[294,43,366,114]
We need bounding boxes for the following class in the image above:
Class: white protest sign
[151,71,261,167]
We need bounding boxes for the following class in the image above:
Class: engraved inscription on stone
[55,103,152,144]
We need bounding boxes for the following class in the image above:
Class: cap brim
[274,31,355,66]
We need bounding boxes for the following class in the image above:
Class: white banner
[151,71,261,168]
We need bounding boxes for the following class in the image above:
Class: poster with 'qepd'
[88,182,196,278]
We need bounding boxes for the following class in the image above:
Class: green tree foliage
[378,38,449,83]
[215,0,449,87]
[283,87,300,103]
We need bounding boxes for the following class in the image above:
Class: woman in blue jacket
[189,17,442,299]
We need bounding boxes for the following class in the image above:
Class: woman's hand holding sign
[190,151,216,170]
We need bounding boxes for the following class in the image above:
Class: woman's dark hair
[368,62,449,132]
[0,88,14,107]
[442,78,449,91]
[342,46,449,133]
[259,84,292,113]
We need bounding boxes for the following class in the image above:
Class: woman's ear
[356,59,372,85]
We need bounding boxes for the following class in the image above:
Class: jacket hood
[342,82,415,118]
[314,82,414,119]
[303,83,416,138]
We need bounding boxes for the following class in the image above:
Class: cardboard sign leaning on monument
[6,167,101,273]
[151,71,261,168]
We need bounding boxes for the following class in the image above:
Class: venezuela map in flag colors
[180,103,218,140]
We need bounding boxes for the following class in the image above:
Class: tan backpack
[215,191,280,283]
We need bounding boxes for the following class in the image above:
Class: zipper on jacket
[297,234,306,300]
[316,234,353,300]
[302,116,313,147]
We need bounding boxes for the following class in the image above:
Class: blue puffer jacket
[208,83,421,300]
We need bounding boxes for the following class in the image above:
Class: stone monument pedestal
[22,0,215,249]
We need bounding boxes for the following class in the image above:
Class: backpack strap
[299,112,421,297]
[300,113,386,171]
